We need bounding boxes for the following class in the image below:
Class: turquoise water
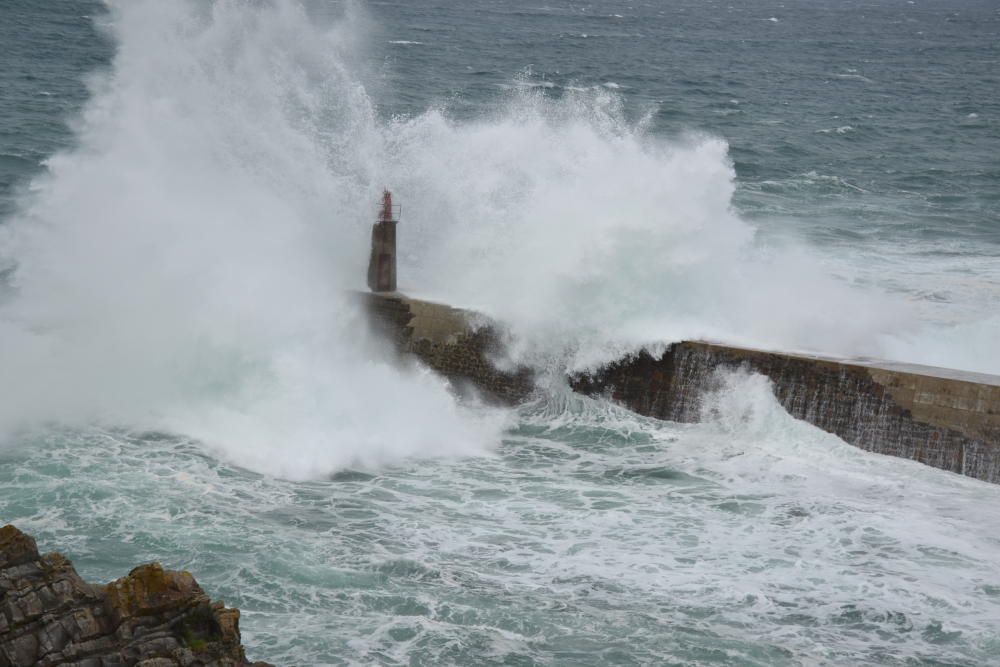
[2,1,1000,664]
[6,389,1000,665]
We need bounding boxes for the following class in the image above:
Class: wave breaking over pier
[361,291,1000,484]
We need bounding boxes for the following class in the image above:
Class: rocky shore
[0,525,271,667]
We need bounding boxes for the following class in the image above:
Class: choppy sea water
[6,382,1000,665]
[1,0,1000,665]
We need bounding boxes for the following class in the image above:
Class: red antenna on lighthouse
[378,189,400,223]
[380,190,392,222]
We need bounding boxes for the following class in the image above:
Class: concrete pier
[359,291,534,404]
[359,292,1000,484]
[571,342,1000,483]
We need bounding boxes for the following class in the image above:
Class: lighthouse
[367,190,399,292]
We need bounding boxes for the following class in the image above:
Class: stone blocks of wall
[571,342,1000,484]
[358,292,534,405]
[357,291,1000,484]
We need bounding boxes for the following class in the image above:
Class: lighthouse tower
[367,190,399,292]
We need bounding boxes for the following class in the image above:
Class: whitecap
[512,80,555,89]
[817,125,855,134]
[834,73,874,83]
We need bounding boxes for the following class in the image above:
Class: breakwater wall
[359,292,1000,484]
[571,342,1000,483]
[358,292,534,404]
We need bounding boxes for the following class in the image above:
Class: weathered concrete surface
[358,291,534,404]
[358,292,1000,483]
[0,525,271,667]
[571,341,1000,483]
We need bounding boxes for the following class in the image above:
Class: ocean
[1,0,999,664]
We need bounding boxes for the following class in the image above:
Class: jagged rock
[0,525,272,667]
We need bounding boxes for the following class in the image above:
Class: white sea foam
[379,89,915,372]
[6,377,1000,664]
[0,0,506,479]
[817,125,854,134]
[834,73,875,83]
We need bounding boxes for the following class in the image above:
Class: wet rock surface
[0,525,272,667]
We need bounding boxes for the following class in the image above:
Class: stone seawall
[358,292,1000,484]
[357,292,534,404]
[571,342,1000,483]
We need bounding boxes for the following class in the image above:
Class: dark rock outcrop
[0,525,272,667]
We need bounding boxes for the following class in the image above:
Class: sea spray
[0,0,984,478]
[0,0,506,478]
[377,82,915,372]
